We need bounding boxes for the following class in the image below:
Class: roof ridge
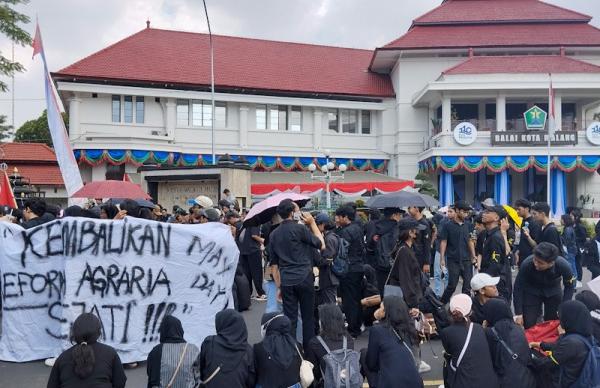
[537,0,592,22]
[410,2,449,28]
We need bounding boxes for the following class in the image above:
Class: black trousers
[589,264,600,280]
[375,267,390,298]
[576,251,583,281]
[240,252,265,296]
[281,273,315,347]
[339,271,364,337]
[441,259,473,304]
[523,292,562,329]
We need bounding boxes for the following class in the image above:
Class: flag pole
[547,73,553,214]
[202,0,216,166]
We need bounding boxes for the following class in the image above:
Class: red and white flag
[0,170,17,208]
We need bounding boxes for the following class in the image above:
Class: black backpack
[331,235,350,277]
[374,229,399,271]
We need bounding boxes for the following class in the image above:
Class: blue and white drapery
[551,169,567,218]
[439,171,454,206]
[494,170,510,205]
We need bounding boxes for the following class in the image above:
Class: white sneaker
[44,357,56,367]
[418,360,431,373]
[577,281,583,289]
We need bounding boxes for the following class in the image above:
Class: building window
[269,105,287,130]
[192,100,227,127]
[123,96,133,123]
[135,97,144,123]
[256,105,267,129]
[290,106,302,131]
[327,109,338,132]
[361,110,371,134]
[215,102,227,128]
[177,99,189,127]
[111,95,120,122]
[341,109,358,133]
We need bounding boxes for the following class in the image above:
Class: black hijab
[159,315,185,344]
[212,309,249,372]
[575,291,600,340]
[483,298,517,374]
[560,300,593,337]
[260,313,297,368]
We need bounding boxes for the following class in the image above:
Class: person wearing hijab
[576,290,600,341]
[253,312,302,388]
[195,309,255,388]
[440,294,499,388]
[482,299,536,388]
[583,220,600,279]
[146,315,200,388]
[47,313,127,388]
[365,295,424,388]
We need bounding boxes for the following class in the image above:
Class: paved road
[0,299,444,387]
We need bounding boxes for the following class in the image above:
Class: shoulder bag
[167,343,189,388]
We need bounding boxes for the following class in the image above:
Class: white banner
[0,217,239,363]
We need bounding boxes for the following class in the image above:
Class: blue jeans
[264,280,303,340]
[433,251,448,298]
[566,252,578,280]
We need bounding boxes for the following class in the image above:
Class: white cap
[482,198,496,208]
[470,273,500,291]
[194,195,214,209]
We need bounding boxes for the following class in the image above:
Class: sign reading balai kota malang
[0,217,238,363]
[491,131,578,147]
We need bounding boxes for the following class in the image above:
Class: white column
[478,102,486,130]
[165,98,176,137]
[554,93,562,131]
[313,109,323,150]
[68,97,81,140]
[239,105,249,148]
[428,104,436,136]
[442,95,452,132]
[496,94,506,132]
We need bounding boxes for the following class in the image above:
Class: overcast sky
[0,0,599,129]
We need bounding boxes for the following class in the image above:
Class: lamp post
[308,150,347,210]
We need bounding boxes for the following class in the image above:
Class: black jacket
[583,238,600,267]
[440,323,499,388]
[540,335,590,388]
[369,219,399,271]
[485,324,536,388]
[253,342,301,388]
[22,212,55,229]
[413,217,432,268]
[47,342,126,388]
[388,244,423,308]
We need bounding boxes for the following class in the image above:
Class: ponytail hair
[71,313,101,379]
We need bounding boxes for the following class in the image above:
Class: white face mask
[293,211,302,221]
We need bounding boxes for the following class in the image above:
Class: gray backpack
[316,336,363,388]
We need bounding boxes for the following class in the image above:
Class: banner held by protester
[0,217,239,363]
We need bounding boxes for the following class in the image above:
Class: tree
[0,0,32,92]
[0,114,14,141]
[414,171,438,199]
[14,110,68,146]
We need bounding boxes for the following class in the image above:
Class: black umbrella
[366,191,439,208]
[109,198,155,209]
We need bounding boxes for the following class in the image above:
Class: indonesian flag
[0,170,17,208]
[548,73,555,136]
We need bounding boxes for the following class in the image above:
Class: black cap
[484,205,508,219]
[453,200,473,211]
[398,218,427,232]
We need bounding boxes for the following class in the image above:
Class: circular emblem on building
[586,122,600,146]
[453,122,477,146]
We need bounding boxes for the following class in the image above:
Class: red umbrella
[71,180,152,199]
[243,192,310,226]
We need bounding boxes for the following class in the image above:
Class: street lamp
[308,152,346,210]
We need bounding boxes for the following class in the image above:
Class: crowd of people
[3,191,600,388]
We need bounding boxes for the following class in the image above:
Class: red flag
[0,170,18,208]
[32,21,43,59]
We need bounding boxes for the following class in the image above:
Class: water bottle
[523,221,529,234]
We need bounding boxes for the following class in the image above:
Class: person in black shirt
[531,202,563,253]
[440,200,477,304]
[480,206,512,301]
[368,207,402,297]
[514,242,576,329]
[314,213,339,306]
[514,199,541,267]
[571,208,588,283]
[583,221,600,280]
[238,224,266,299]
[335,205,366,338]
[270,199,325,348]
[469,273,500,325]
[408,206,432,274]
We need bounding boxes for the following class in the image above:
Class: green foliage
[0,0,32,92]
[415,171,438,199]
[582,219,596,239]
[14,110,68,146]
[0,114,13,141]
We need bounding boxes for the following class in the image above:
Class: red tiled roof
[53,28,395,98]
[443,55,600,75]
[7,165,64,186]
[0,142,58,162]
[383,23,600,50]
[414,0,591,25]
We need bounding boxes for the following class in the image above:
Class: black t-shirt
[239,225,261,255]
[538,222,563,252]
[481,227,508,277]
[414,217,432,268]
[269,220,321,286]
[439,220,473,261]
[518,216,541,263]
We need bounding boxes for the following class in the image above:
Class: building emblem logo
[523,105,547,131]
[586,122,600,146]
[453,122,477,146]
